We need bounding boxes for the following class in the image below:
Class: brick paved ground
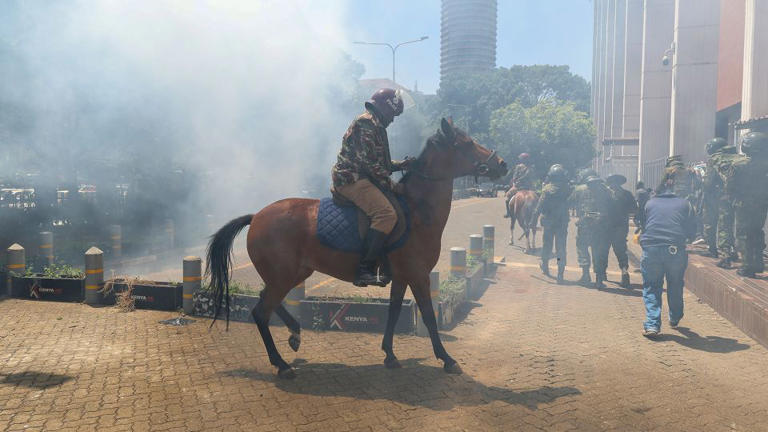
[2,196,768,431]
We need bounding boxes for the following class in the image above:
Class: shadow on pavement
[0,371,74,389]
[658,327,750,353]
[223,358,581,410]
[596,283,643,297]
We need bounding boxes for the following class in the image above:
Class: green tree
[436,65,590,143]
[490,100,595,179]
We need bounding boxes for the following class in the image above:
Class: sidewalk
[626,234,768,348]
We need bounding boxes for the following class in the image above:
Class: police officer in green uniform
[727,132,768,278]
[711,143,742,268]
[606,174,638,288]
[534,164,573,284]
[571,174,614,288]
[570,168,598,284]
[701,138,728,258]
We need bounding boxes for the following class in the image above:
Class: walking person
[570,169,598,284]
[640,175,697,338]
[534,164,572,284]
[606,174,638,288]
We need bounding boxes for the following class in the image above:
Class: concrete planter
[102,279,182,310]
[10,274,85,302]
[300,296,416,334]
[466,263,485,301]
[192,291,259,322]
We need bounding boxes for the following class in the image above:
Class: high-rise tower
[440,0,498,82]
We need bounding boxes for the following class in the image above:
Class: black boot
[595,273,606,289]
[737,268,757,278]
[578,266,591,284]
[620,268,630,288]
[556,265,565,285]
[354,228,389,287]
[540,260,550,276]
[716,257,732,269]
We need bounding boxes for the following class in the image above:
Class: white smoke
[1,0,362,241]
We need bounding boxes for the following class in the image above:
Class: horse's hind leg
[251,288,295,379]
[274,305,301,352]
[273,269,312,352]
[509,215,515,245]
[381,280,407,369]
[410,276,462,374]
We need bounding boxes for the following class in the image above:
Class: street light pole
[354,36,429,83]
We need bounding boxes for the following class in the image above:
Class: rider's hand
[392,157,415,172]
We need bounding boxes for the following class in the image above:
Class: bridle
[407,136,498,182]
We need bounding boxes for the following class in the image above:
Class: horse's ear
[440,117,455,141]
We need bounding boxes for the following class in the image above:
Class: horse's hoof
[444,362,463,374]
[288,334,301,352]
[384,358,402,369]
[277,367,296,380]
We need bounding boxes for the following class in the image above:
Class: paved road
[1,196,768,431]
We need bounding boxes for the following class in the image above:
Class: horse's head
[412,118,508,181]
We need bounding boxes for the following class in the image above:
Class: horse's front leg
[509,218,515,245]
[411,276,462,374]
[381,280,407,369]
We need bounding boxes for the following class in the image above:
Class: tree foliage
[490,100,595,178]
[436,65,590,144]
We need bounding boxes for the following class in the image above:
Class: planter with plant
[100,277,182,311]
[465,253,487,301]
[10,264,85,302]
[299,295,416,333]
[438,276,466,329]
[191,281,263,323]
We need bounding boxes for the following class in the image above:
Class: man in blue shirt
[639,176,697,338]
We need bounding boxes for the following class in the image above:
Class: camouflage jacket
[535,181,572,228]
[725,155,768,204]
[712,147,744,201]
[663,165,698,200]
[570,183,614,225]
[332,110,394,189]
[511,164,533,190]
[704,147,738,200]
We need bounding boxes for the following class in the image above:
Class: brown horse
[508,190,538,253]
[206,118,507,378]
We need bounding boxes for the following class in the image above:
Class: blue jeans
[641,245,688,331]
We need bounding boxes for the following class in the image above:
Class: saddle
[316,188,410,253]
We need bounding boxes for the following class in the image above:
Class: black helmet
[706,137,727,155]
[365,88,404,127]
[666,155,683,167]
[547,164,566,181]
[578,168,597,183]
[741,131,768,156]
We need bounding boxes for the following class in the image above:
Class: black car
[476,182,496,197]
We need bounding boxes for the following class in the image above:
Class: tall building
[440,0,497,82]
[591,0,767,190]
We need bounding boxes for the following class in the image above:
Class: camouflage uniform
[332,110,395,190]
[535,180,573,278]
[570,179,614,284]
[608,185,637,272]
[727,152,768,275]
[711,146,741,261]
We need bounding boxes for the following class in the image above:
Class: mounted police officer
[504,153,534,218]
[606,174,637,288]
[727,132,768,278]
[534,164,572,284]
[331,88,411,287]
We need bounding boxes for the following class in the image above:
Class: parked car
[476,182,496,197]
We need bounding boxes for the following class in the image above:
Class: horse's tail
[205,214,253,329]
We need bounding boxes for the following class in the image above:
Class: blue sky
[346,0,594,94]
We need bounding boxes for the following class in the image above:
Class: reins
[404,136,498,183]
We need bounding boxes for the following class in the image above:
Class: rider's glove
[392,156,415,172]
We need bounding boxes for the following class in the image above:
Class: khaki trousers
[336,179,397,234]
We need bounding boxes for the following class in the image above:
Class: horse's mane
[399,125,466,184]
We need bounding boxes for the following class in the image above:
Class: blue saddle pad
[317,196,410,253]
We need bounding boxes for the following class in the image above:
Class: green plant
[41,263,84,279]
[439,277,466,303]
